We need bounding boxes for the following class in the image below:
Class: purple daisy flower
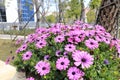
[16,48,21,54]
[67,37,76,44]
[65,44,76,52]
[35,61,50,76]
[95,35,104,42]
[85,30,95,37]
[103,32,111,38]
[95,25,106,32]
[56,50,61,57]
[54,35,65,43]
[15,38,23,45]
[63,51,69,56]
[5,57,11,64]
[22,51,32,60]
[116,45,120,53]
[56,57,70,70]
[35,40,47,49]
[104,59,109,65]
[103,38,110,44]
[27,34,38,43]
[20,44,27,51]
[72,51,94,68]
[68,30,81,37]
[67,67,84,80]
[85,38,99,50]
[26,77,34,80]
[35,27,47,34]
[76,36,85,42]
[79,30,86,38]
[110,38,118,47]
[67,37,80,44]
[75,20,83,25]
[44,55,50,60]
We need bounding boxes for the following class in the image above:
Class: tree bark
[80,0,85,22]
[58,0,62,23]
[33,0,40,28]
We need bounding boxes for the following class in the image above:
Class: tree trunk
[34,0,40,28]
[80,0,85,22]
[58,0,62,23]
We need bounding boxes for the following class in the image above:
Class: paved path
[0,60,26,80]
[0,34,25,40]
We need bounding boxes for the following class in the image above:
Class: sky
[84,0,91,7]
[47,0,91,14]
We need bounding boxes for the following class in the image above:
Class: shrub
[14,21,120,80]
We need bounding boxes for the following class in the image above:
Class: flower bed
[14,21,120,80]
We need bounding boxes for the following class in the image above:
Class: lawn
[0,29,35,36]
[0,39,19,64]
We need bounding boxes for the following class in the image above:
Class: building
[0,0,35,23]
[18,0,34,22]
[0,0,7,22]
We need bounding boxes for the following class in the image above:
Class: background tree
[33,0,41,28]
[66,0,81,21]
[89,0,102,23]
[46,14,56,23]
[80,0,85,22]
[89,0,102,9]
[86,9,95,23]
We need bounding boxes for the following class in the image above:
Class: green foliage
[46,15,56,23]
[86,9,96,23]
[89,0,102,9]
[66,0,81,20]
[84,44,120,80]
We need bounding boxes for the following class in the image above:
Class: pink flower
[22,51,32,60]
[95,25,106,32]
[72,51,94,68]
[56,50,61,57]
[44,55,50,60]
[67,67,84,80]
[85,30,95,37]
[68,30,82,37]
[85,38,99,50]
[74,20,83,25]
[65,44,76,52]
[26,77,34,80]
[116,45,120,54]
[63,51,69,56]
[27,34,38,43]
[35,40,47,49]
[56,57,70,70]
[82,23,90,29]
[110,38,118,47]
[103,38,110,44]
[54,35,65,43]
[35,27,47,34]
[95,35,104,42]
[15,38,23,45]
[16,48,21,54]
[36,34,48,42]
[5,57,11,64]
[103,32,111,38]
[35,61,50,76]
[51,28,61,35]
[20,44,27,51]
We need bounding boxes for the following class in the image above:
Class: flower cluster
[14,21,120,80]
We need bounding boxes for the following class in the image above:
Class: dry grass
[0,39,18,63]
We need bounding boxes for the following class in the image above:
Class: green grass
[0,29,35,36]
[0,39,19,64]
